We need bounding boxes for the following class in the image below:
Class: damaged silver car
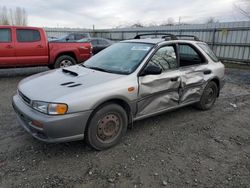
[12,33,225,150]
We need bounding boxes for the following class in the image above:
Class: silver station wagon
[12,33,225,150]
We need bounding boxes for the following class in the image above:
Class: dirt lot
[0,67,250,188]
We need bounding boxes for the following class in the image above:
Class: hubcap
[60,60,73,67]
[204,87,216,105]
[97,113,121,143]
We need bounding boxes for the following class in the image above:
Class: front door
[0,28,16,67]
[137,45,181,118]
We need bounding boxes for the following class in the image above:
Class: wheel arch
[207,76,220,97]
[86,98,134,133]
[55,51,77,63]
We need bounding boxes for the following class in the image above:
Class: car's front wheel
[86,104,128,150]
[196,81,218,110]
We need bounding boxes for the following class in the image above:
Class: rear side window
[98,39,109,45]
[198,43,219,62]
[91,39,98,45]
[17,29,41,42]
[179,44,206,67]
[0,29,11,42]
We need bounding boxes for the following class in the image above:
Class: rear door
[0,28,16,66]
[178,43,209,104]
[15,28,48,65]
[137,44,181,117]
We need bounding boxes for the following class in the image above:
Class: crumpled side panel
[137,91,179,117]
[139,75,181,97]
[179,85,204,103]
[179,70,206,103]
[137,72,181,117]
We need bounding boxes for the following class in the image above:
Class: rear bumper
[220,77,226,90]
[12,94,92,143]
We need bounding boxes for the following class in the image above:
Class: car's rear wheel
[54,55,76,68]
[86,104,128,150]
[196,81,218,110]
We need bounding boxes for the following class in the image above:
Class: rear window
[198,43,219,62]
[17,29,41,42]
[98,39,109,45]
[0,28,11,42]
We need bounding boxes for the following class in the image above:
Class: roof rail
[175,35,200,41]
[134,33,177,40]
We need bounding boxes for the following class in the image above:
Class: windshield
[83,42,153,74]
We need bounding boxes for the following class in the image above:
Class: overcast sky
[1,0,247,28]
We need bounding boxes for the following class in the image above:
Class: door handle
[170,77,179,82]
[203,70,212,75]
[6,45,13,49]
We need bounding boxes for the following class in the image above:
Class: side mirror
[140,64,162,76]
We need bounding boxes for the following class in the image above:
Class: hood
[18,65,124,102]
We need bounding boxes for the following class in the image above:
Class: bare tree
[15,7,27,26]
[160,17,175,26]
[205,17,219,24]
[234,0,250,19]
[0,6,10,25]
[0,6,28,26]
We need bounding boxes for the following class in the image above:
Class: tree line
[0,6,27,26]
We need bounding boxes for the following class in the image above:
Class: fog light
[31,120,44,128]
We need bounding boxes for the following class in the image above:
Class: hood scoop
[62,68,78,76]
[60,82,82,88]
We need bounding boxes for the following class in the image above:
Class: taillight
[90,43,93,54]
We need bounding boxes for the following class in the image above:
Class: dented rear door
[177,43,208,104]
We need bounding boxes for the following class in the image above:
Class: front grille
[18,90,31,105]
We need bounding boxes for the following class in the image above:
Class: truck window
[16,29,41,42]
[0,28,11,42]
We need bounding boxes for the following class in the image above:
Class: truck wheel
[86,104,128,150]
[54,55,76,68]
[48,64,54,69]
[195,81,218,110]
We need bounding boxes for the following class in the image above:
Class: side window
[198,43,219,62]
[0,28,11,42]
[16,29,41,42]
[91,39,98,46]
[147,46,177,71]
[75,34,84,40]
[179,44,205,67]
[98,39,109,45]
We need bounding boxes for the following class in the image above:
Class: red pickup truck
[0,26,92,69]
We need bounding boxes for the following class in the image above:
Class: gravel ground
[0,67,250,188]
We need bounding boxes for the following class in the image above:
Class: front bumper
[12,94,92,143]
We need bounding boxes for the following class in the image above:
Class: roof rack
[134,33,177,40]
[175,35,200,41]
[133,33,200,41]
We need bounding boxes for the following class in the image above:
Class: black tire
[86,104,128,150]
[54,55,76,69]
[196,81,218,110]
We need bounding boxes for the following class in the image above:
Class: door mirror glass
[140,64,162,76]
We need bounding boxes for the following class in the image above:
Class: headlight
[32,101,68,115]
